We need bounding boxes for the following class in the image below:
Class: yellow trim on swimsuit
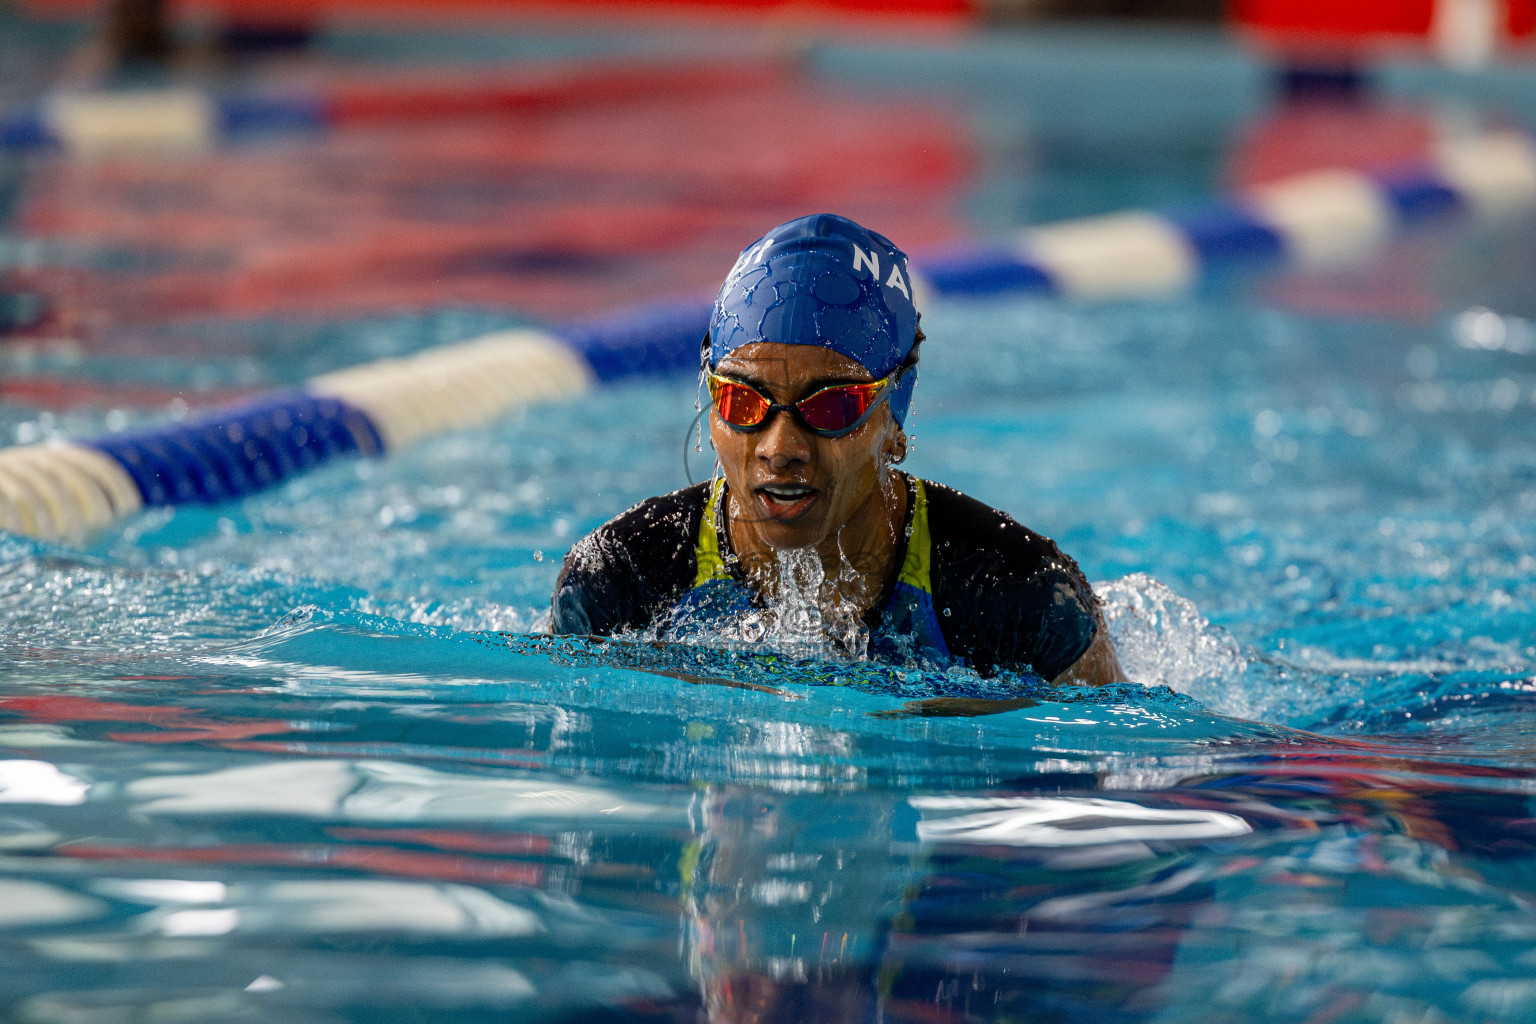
[695,475,932,592]
[693,476,732,587]
[895,477,933,594]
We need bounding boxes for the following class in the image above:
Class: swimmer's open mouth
[756,484,819,521]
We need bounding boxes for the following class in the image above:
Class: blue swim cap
[708,213,919,426]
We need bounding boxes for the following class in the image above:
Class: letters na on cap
[708,213,920,425]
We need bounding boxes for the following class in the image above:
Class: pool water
[7,17,1536,1024]
[6,290,1536,1023]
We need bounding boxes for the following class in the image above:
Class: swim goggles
[706,363,907,439]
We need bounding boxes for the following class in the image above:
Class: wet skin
[709,342,908,619]
[708,341,1123,688]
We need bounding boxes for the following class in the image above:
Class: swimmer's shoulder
[920,480,1084,581]
[587,482,712,554]
[551,482,711,635]
[918,479,1098,678]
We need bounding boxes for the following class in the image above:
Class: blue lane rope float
[83,392,383,507]
[2,129,1534,541]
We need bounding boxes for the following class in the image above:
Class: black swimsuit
[550,475,1100,679]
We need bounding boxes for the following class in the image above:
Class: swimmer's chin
[751,513,834,552]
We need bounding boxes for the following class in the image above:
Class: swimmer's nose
[756,408,811,471]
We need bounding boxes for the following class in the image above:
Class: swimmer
[551,213,1122,687]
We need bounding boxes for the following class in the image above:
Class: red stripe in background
[1224,104,1440,189]
[322,62,782,125]
[1510,0,1536,36]
[1231,0,1436,39]
[20,0,975,22]
[328,826,552,856]
[0,694,296,743]
[1232,0,1536,49]
[0,376,249,411]
[13,62,973,349]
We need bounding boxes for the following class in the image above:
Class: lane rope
[0,67,781,156]
[2,128,1534,540]
[917,128,1536,299]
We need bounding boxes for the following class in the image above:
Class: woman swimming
[551,213,1122,686]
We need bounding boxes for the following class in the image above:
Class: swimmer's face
[709,342,902,553]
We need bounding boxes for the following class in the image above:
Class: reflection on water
[3,620,1536,1022]
[682,790,1257,1024]
[687,788,897,1023]
[2,502,1536,1020]
[0,760,89,805]
[909,794,1253,846]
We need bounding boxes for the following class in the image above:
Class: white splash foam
[1098,574,1249,714]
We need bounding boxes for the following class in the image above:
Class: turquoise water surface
[4,290,1536,1023]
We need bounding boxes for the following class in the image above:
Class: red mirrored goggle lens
[795,382,884,432]
[708,375,888,435]
[709,379,772,427]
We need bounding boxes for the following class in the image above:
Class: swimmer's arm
[1049,620,1124,688]
[870,622,1120,718]
[550,538,632,636]
[550,579,609,635]
[1008,569,1122,687]
[870,695,1038,718]
[551,531,693,637]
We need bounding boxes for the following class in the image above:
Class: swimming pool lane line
[919,128,1536,300]
[0,66,783,157]
[1,129,1534,541]
[0,327,604,540]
